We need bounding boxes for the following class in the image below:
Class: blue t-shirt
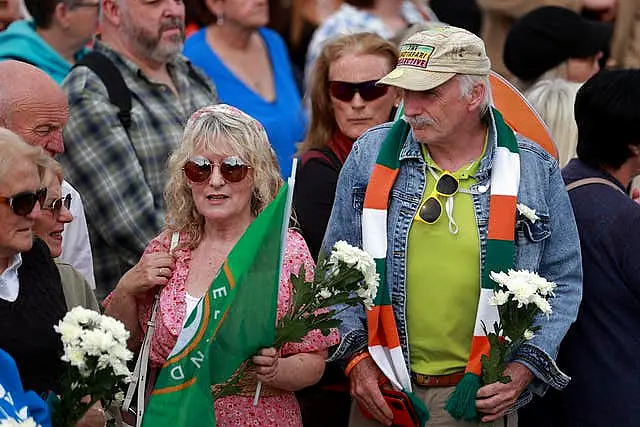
[0,349,51,426]
[184,27,307,177]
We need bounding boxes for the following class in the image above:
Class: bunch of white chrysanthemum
[328,240,379,310]
[481,269,557,388]
[0,418,38,427]
[50,307,133,427]
[55,307,132,379]
[489,269,556,316]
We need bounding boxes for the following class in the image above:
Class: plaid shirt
[60,40,218,298]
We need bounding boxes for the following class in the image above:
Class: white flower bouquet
[48,307,133,427]
[273,240,379,347]
[214,240,379,400]
[482,269,556,385]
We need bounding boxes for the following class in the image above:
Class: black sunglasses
[42,194,72,214]
[0,188,47,217]
[328,80,389,102]
[416,172,459,224]
[183,156,251,183]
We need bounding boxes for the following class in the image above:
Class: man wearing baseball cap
[322,26,582,426]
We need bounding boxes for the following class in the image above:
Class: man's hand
[349,356,394,426]
[475,362,534,422]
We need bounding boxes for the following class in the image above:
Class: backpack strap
[566,177,626,194]
[73,51,132,131]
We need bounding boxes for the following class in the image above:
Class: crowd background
[0,0,638,426]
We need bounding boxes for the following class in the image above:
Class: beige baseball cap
[377,26,490,91]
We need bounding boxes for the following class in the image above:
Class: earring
[216,12,224,26]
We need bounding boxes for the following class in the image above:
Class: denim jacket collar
[398,110,498,182]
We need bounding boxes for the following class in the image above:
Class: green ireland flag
[141,183,290,426]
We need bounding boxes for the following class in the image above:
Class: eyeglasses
[416,172,459,224]
[42,194,72,214]
[0,188,47,217]
[328,80,389,102]
[183,156,251,183]
[71,1,100,8]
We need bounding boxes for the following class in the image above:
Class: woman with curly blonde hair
[105,104,338,426]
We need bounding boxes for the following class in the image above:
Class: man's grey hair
[458,74,493,117]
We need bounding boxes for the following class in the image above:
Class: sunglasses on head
[0,188,47,217]
[328,80,389,102]
[416,171,459,224]
[42,194,72,214]
[183,156,251,183]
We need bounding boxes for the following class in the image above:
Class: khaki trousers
[348,385,518,427]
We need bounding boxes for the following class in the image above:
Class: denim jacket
[322,115,583,410]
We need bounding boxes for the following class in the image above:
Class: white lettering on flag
[170,366,184,381]
[211,287,227,299]
[190,351,205,369]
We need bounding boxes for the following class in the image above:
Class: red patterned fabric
[131,229,339,426]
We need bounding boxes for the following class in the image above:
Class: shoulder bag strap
[566,177,626,194]
[73,51,133,132]
[122,232,180,427]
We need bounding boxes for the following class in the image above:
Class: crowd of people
[0,0,638,426]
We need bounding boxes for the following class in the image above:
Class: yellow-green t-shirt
[406,145,484,375]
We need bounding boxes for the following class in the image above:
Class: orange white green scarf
[363,108,520,422]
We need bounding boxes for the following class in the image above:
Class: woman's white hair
[525,78,582,167]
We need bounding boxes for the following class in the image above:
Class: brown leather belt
[412,371,466,387]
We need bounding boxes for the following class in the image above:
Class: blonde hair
[0,127,48,181]
[298,32,399,155]
[164,104,282,249]
[41,155,64,183]
[526,79,582,167]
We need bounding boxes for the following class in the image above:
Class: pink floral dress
[134,229,339,426]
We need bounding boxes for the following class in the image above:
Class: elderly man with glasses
[0,0,100,83]
[322,26,583,427]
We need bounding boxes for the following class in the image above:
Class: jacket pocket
[516,213,551,243]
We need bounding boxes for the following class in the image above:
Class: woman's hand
[117,251,175,297]
[75,401,105,427]
[252,347,279,384]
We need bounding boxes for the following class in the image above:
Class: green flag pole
[252,157,299,406]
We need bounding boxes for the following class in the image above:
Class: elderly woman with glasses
[33,156,100,312]
[104,104,338,426]
[0,128,66,396]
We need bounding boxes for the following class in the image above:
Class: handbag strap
[566,177,625,194]
[122,232,180,427]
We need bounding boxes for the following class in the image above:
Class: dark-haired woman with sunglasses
[292,32,399,427]
[295,33,400,260]
[104,104,338,427]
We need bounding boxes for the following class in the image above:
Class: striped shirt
[60,40,218,298]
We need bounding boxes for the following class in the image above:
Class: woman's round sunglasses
[183,156,251,183]
[0,188,47,217]
[328,80,389,102]
[42,194,72,214]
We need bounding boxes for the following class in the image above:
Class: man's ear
[467,81,486,112]
[53,1,72,30]
[629,144,640,157]
[101,0,120,26]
